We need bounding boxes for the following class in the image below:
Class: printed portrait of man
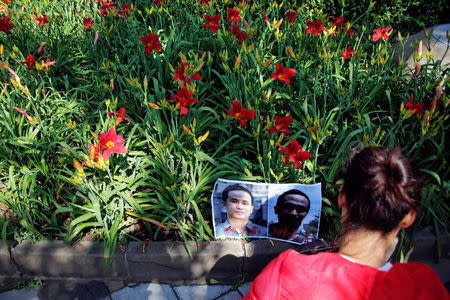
[269,189,310,241]
[215,184,267,238]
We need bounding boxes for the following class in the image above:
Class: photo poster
[212,178,322,245]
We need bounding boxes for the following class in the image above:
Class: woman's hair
[341,146,422,234]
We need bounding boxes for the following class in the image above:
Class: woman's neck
[338,228,398,269]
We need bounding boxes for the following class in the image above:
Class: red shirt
[243,249,449,300]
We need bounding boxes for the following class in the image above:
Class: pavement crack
[170,284,181,300]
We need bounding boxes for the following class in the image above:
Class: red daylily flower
[98,127,128,161]
[227,100,256,127]
[330,16,345,30]
[107,107,130,125]
[229,24,248,44]
[83,17,94,30]
[139,32,162,54]
[227,8,241,23]
[372,26,392,42]
[174,62,190,84]
[346,25,358,37]
[278,139,312,169]
[120,4,132,17]
[342,46,355,60]
[152,0,163,4]
[192,73,202,81]
[99,1,116,16]
[403,93,424,116]
[20,54,35,70]
[203,14,221,34]
[305,19,325,36]
[0,15,15,34]
[269,115,292,136]
[171,87,198,115]
[271,63,296,86]
[34,14,48,27]
[173,62,201,85]
[284,9,298,25]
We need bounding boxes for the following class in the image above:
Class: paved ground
[0,281,252,300]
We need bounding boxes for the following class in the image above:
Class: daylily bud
[234,54,241,68]
[148,102,159,109]
[435,86,443,102]
[275,19,283,29]
[244,20,250,30]
[429,98,437,114]
[375,127,381,139]
[429,87,442,114]
[143,75,148,91]
[287,46,295,59]
[198,131,209,143]
[417,40,423,57]
[208,51,212,64]
[73,159,85,175]
[167,134,174,145]
[269,168,276,178]
[413,62,421,77]
[94,31,99,45]
[183,125,192,135]
[168,63,175,73]
[193,62,204,73]
[255,48,261,63]
[179,52,186,63]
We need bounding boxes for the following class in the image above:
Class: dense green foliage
[319,0,450,33]
[0,0,448,264]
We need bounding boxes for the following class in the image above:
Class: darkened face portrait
[275,190,310,228]
[222,189,254,222]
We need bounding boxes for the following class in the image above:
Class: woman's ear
[338,187,346,208]
[400,210,416,228]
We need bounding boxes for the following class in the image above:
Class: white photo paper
[212,178,322,245]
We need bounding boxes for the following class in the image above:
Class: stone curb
[1,227,448,290]
[1,239,332,286]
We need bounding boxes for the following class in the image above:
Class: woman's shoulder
[389,261,446,283]
[371,262,449,299]
[389,261,445,282]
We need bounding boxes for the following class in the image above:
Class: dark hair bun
[342,146,421,234]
